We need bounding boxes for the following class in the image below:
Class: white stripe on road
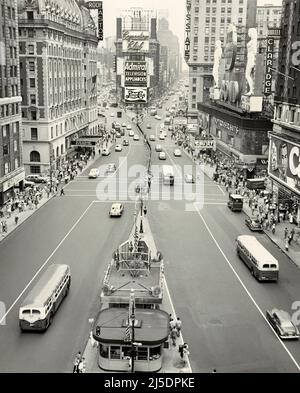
[0,201,95,325]
[193,202,300,372]
[218,185,226,196]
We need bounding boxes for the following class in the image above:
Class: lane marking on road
[218,185,226,196]
[0,201,95,325]
[193,202,300,372]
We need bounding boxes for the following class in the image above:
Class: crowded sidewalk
[180,139,300,269]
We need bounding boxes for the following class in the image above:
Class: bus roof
[247,178,266,182]
[237,235,278,267]
[230,194,243,199]
[20,264,70,309]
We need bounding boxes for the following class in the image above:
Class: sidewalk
[0,147,108,243]
[182,145,300,269]
[82,212,192,373]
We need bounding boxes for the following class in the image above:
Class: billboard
[122,31,149,52]
[268,134,300,195]
[124,87,147,103]
[124,61,147,86]
[264,38,274,96]
[85,1,103,41]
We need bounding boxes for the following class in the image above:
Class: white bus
[161,165,174,186]
[236,235,279,282]
[19,264,71,331]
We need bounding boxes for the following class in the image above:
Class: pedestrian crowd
[73,351,86,373]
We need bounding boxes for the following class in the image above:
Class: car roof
[271,309,291,321]
[111,203,122,208]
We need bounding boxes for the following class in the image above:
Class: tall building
[0,0,24,206]
[18,0,100,175]
[269,0,300,223]
[184,0,252,121]
[157,18,181,94]
[115,8,160,105]
[256,2,282,38]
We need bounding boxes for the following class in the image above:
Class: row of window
[0,104,19,118]
[2,159,19,176]
[29,144,64,163]
[2,140,18,155]
[0,5,16,20]
[1,122,19,138]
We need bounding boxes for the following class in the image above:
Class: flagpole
[131,293,135,373]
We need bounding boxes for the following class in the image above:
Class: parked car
[133,134,140,141]
[88,168,99,179]
[110,113,115,117]
[159,134,165,140]
[266,309,300,339]
[116,132,121,138]
[146,124,152,129]
[149,135,156,141]
[154,115,162,120]
[109,203,124,217]
[102,148,111,156]
[159,152,166,160]
[126,125,132,130]
[122,123,127,128]
[115,144,122,152]
[174,149,182,157]
[129,130,134,137]
[123,139,129,146]
[245,217,263,231]
[25,175,48,184]
[155,144,162,152]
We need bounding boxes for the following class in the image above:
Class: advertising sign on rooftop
[124,61,147,87]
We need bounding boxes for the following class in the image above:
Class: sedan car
[88,168,99,179]
[185,174,195,183]
[116,132,121,138]
[110,113,115,117]
[174,149,182,157]
[266,309,300,340]
[155,144,162,152]
[159,134,165,140]
[158,151,166,160]
[129,130,134,137]
[106,163,117,174]
[154,115,162,120]
[102,148,111,156]
[25,175,49,184]
[109,203,124,217]
[123,139,129,146]
[126,124,132,130]
[115,144,122,152]
[146,124,152,129]
[133,134,140,141]
[149,135,156,141]
[122,123,127,128]
[245,217,263,231]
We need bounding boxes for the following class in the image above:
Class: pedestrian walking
[271,223,276,234]
[175,317,182,337]
[143,205,147,216]
[78,357,86,373]
[182,343,190,366]
[170,327,177,346]
[285,239,289,252]
[60,188,65,196]
[15,215,19,225]
[73,352,81,373]
[169,318,176,331]
[284,227,288,240]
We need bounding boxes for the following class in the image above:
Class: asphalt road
[0,97,300,373]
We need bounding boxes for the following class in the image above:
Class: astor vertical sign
[264,38,274,96]
[86,1,103,41]
[184,0,191,61]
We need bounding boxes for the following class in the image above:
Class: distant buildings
[157,18,181,94]
[115,8,160,105]
[0,0,24,206]
[18,0,100,175]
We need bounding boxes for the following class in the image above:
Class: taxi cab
[245,217,263,232]
[109,203,124,217]
[88,168,99,179]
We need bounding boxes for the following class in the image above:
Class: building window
[192,66,197,71]
[14,140,18,152]
[28,29,34,38]
[217,129,221,139]
[15,158,19,169]
[30,151,40,162]
[4,163,9,175]
[3,144,9,155]
[192,104,196,109]
[31,128,38,140]
[28,45,34,55]
[239,8,243,13]
[29,61,35,72]
[30,94,36,105]
[27,11,34,20]
[30,165,41,174]
[193,78,197,84]
[31,111,37,120]
[192,87,196,92]
[29,78,35,88]
[238,17,243,24]
[194,27,199,35]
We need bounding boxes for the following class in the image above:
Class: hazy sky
[93,0,283,53]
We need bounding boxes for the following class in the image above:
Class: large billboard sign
[124,61,147,86]
[124,87,147,103]
[268,134,300,195]
[184,0,191,61]
[264,38,274,96]
[86,1,103,41]
[122,31,149,52]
